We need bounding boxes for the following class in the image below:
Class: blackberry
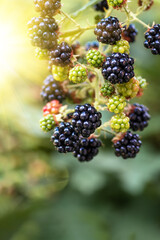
[122,24,138,43]
[110,113,130,133]
[102,53,135,84]
[94,16,122,45]
[73,137,102,162]
[71,104,102,137]
[50,41,72,67]
[112,39,130,54]
[116,77,139,99]
[51,122,79,153]
[108,0,126,8]
[94,0,109,12]
[69,66,87,83]
[52,65,69,81]
[85,41,99,51]
[86,49,105,68]
[129,104,150,131]
[107,95,126,113]
[40,114,55,132]
[101,82,115,97]
[27,17,58,49]
[144,24,160,55]
[41,75,65,103]
[113,131,142,159]
[43,100,62,116]
[34,0,61,17]
[35,48,49,60]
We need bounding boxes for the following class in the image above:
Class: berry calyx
[108,0,127,8]
[122,24,138,43]
[86,49,105,68]
[112,39,130,54]
[52,65,69,81]
[116,77,139,99]
[94,0,109,12]
[40,114,55,132]
[110,113,130,133]
[69,65,87,83]
[43,100,62,116]
[107,95,126,113]
[101,82,115,97]
[34,0,61,17]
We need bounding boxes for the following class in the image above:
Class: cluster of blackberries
[144,24,160,55]
[34,0,61,17]
[94,16,122,45]
[94,0,109,12]
[122,24,138,43]
[114,131,142,159]
[129,104,150,131]
[41,75,66,103]
[27,17,58,49]
[50,41,72,66]
[102,53,134,84]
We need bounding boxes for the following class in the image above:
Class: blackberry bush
[34,0,61,17]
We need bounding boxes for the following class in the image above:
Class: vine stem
[131,13,150,28]
[60,24,96,38]
[71,0,100,18]
[100,128,116,136]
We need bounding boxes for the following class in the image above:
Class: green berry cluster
[108,0,125,8]
[52,65,69,82]
[107,95,126,113]
[69,65,87,83]
[86,49,105,68]
[35,48,49,60]
[116,78,139,98]
[112,40,130,54]
[110,113,130,133]
[101,82,115,97]
[137,76,147,89]
[40,114,55,132]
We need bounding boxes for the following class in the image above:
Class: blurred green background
[0,0,160,239]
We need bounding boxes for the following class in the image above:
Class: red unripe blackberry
[41,75,65,103]
[27,17,58,49]
[73,137,102,162]
[51,122,80,153]
[102,53,135,84]
[113,131,142,159]
[43,100,62,116]
[94,0,109,12]
[94,16,122,45]
[122,24,138,43]
[34,0,61,17]
[49,42,72,67]
[144,24,160,55]
[71,104,102,138]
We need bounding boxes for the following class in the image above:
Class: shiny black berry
[94,16,122,45]
[122,24,138,43]
[51,122,79,153]
[144,24,160,55]
[129,104,150,131]
[41,75,65,103]
[71,104,102,138]
[50,41,72,67]
[27,17,58,49]
[73,137,102,162]
[34,0,61,17]
[94,0,109,12]
[85,41,99,51]
[102,53,134,84]
[114,131,142,159]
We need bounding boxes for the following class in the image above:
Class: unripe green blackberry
[101,82,115,97]
[52,65,69,82]
[69,65,87,83]
[108,0,126,8]
[110,113,130,133]
[116,78,139,99]
[35,48,49,60]
[107,95,126,113]
[40,114,55,132]
[34,0,61,17]
[86,49,105,68]
[137,76,147,89]
[112,40,130,54]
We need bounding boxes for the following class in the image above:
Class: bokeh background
[0,0,160,239]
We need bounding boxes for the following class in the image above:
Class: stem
[131,14,150,28]
[60,25,96,38]
[71,0,100,18]
[60,10,80,27]
[100,128,116,136]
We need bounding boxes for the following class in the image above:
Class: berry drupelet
[86,49,105,68]
[122,24,138,43]
[73,137,102,162]
[113,131,142,159]
[112,39,130,54]
[69,66,87,83]
[40,114,55,132]
[101,82,115,97]
[51,122,79,153]
[50,41,72,67]
[72,104,102,137]
[107,95,126,114]
[94,0,109,12]
[129,103,151,131]
[110,113,130,133]
[116,77,139,99]
[27,17,58,49]
[52,65,69,82]
[34,0,61,17]
[144,24,160,55]
[94,16,122,45]
[41,75,66,103]
[102,53,135,84]
[43,100,62,116]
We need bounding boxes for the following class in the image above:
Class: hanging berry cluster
[27,0,158,162]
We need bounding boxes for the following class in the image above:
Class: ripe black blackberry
[27,17,58,49]
[113,131,142,159]
[51,122,79,153]
[144,24,160,55]
[50,41,72,66]
[129,104,150,131]
[85,41,99,51]
[122,24,138,43]
[94,0,109,12]
[94,16,122,45]
[34,0,61,17]
[102,53,134,84]
[73,137,102,162]
[41,75,65,103]
[71,104,102,138]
